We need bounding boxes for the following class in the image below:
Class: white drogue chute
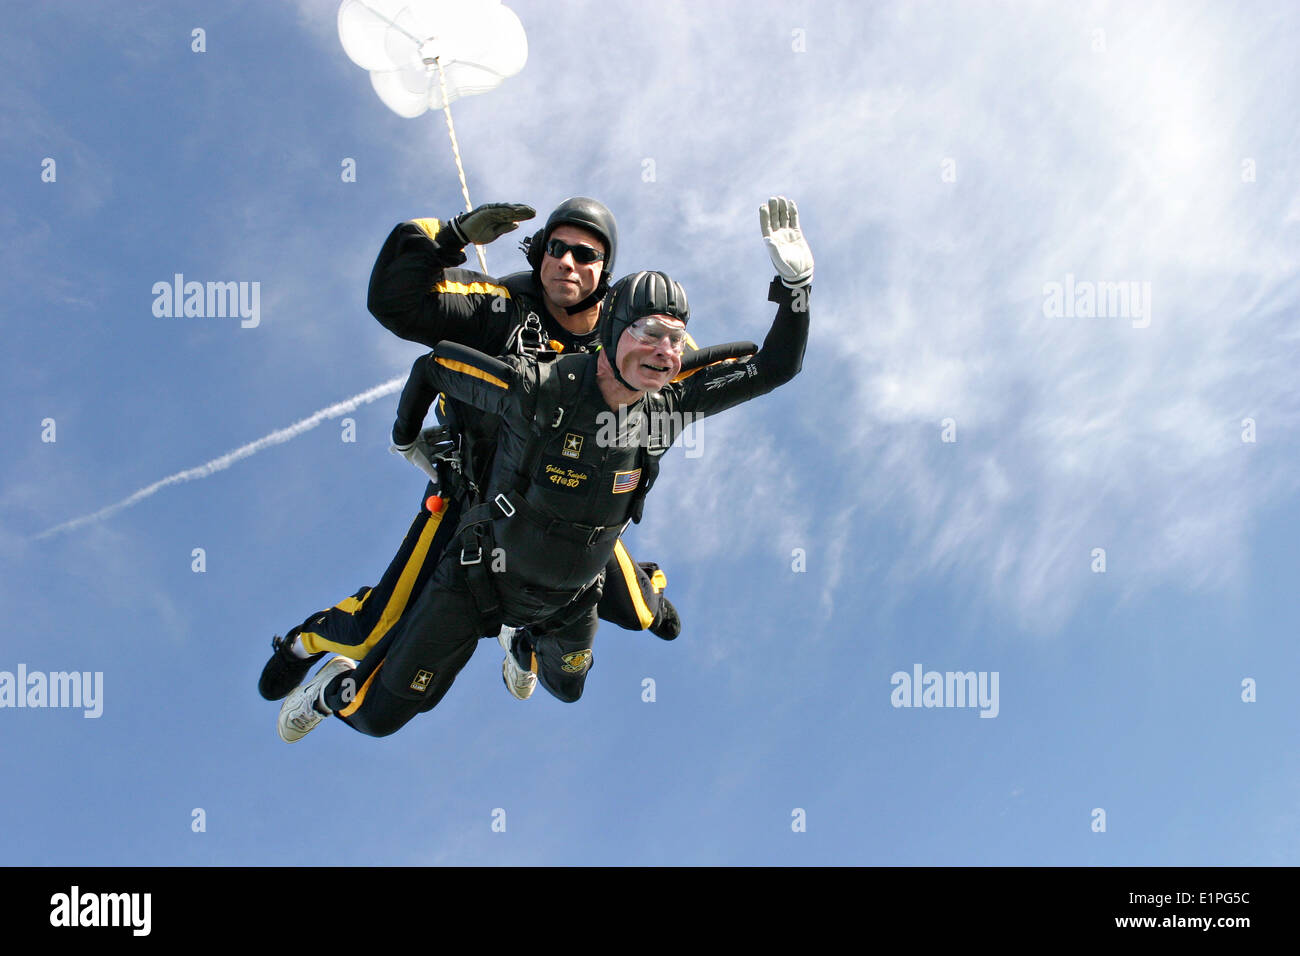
[338,0,527,116]
[338,0,528,269]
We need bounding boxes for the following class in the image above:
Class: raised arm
[668,196,812,420]
[367,203,535,349]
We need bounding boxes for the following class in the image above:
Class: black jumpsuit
[284,218,673,667]
[322,278,809,736]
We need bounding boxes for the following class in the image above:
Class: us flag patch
[611,469,641,494]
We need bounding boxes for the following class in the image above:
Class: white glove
[759,196,813,288]
[390,435,440,483]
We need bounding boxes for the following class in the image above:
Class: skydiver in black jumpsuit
[276,196,814,741]
[258,199,681,704]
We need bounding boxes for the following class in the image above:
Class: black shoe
[258,630,326,701]
[649,598,681,641]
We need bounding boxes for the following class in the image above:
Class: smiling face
[538,224,605,312]
[614,316,685,392]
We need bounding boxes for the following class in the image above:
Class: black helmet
[600,271,690,390]
[521,197,618,314]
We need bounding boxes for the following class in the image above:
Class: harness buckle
[520,312,546,355]
[493,493,516,517]
[460,547,483,566]
[586,525,605,547]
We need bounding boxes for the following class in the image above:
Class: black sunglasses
[545,237,605,264]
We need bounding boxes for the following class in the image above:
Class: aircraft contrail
[32,376,406,541]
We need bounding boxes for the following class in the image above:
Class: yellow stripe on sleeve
[672,334,703,382]
[435,357,510,390]
[432,279,511,298]
[411,218,442,241]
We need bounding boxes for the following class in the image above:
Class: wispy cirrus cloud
[510,0,1300,632]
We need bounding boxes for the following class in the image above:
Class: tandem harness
[430,279,551,505]
[452,349,667,631]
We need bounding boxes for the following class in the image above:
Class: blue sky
[2,0,1298,865]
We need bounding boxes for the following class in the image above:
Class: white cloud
[429,1,1300,633]
[25,0,1295,639]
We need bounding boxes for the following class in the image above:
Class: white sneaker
[277,656,356,743]
[498,626,536,701]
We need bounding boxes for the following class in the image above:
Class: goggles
[627,316,688,353]
[545,237,605,264]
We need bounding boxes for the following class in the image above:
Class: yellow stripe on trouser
[299,509,445,656]
[338,662,382,718]
[333,593,368,614]
[612,538,656,630]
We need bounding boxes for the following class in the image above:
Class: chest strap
[510,352,591,498]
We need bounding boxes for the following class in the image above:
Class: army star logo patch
[409,669,434,692]
[562,433,584,459]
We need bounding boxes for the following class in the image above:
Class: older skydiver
[259,198,681,707]
[276,196,814,741]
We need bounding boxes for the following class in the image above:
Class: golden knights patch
[409,669,434,692]
[543,460,591,493]
[560,649,593,673]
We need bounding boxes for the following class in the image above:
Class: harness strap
[540,573,607,630]
[626,394,669,524]
[506,491,627,547]
[457,521,501,632]
[511,353,590,497]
